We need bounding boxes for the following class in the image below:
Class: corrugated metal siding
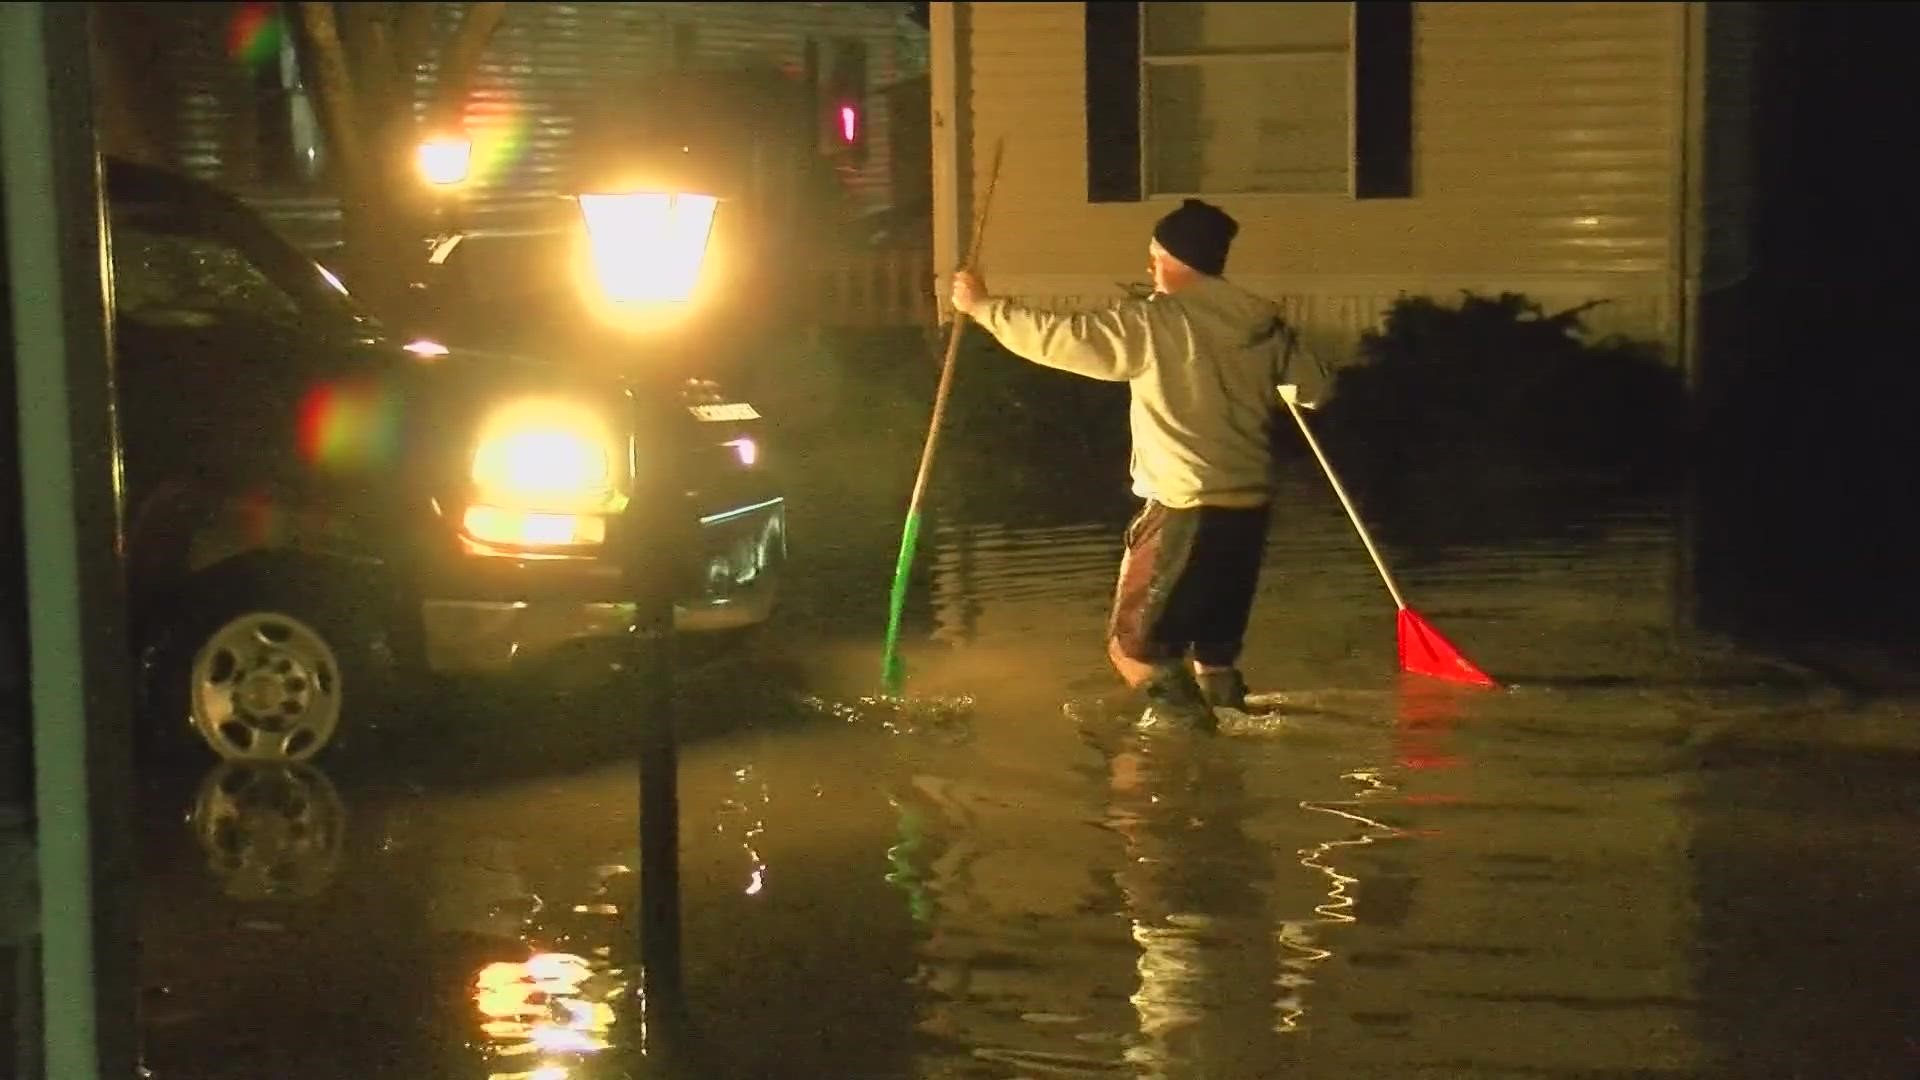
[432,1,923,222]
[427,3,904,216]
[136,3,259,184]
[959,1,1686,354]
[118,2,924,246]
[1700,1,1758,291]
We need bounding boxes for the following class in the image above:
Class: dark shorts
[1108,500,1272,668]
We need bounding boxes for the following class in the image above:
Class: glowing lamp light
[838,104,858,143]
[418,134,473,187]
[470,416,613,508]
[404,338,450,358]
[576,190,718,305]
[462,505,605,548]
[460,395,623,558]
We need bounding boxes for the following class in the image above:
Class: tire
[144,565,387,763]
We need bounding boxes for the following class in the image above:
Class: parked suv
[109,160,785,762]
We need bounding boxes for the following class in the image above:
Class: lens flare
[296,379,403,471]
[226,2,284,72]
[230,489,335,549]
[461,93,533,187]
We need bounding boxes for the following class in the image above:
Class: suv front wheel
[145,563,383,763]
[186,607,344,762]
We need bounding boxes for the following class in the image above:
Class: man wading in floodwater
[950,198,1327,731]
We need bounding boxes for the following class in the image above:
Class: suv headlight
[465,398,622,548]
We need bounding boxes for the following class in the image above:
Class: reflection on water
[166,755,658,1080]
[927,521,1115,647]
[132,455,1920,1079]
[462,858,640,1080]
[1281,764,1400,1035]
[473,951,622,1076]
[890,472,1728,1077]
[189,762,346,902]
[718,764,771,898]
[1101,726,1281,1074]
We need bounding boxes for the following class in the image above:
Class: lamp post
[572,184,720,1066]
[574,188,720,312]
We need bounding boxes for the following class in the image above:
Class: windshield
[107,194,382,338]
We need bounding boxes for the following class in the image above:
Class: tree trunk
[293,1,505,319]
[430,3,504,129]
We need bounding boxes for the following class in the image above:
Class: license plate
[687,402,760,423]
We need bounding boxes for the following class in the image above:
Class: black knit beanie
[1151,198,1238,277]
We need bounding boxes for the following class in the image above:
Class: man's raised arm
[953,271,1157,383]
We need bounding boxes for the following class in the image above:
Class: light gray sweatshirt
[974,276,1327,509]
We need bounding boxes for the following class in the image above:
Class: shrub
[1319,291,1690,482]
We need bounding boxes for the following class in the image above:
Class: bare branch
[427,1,505,129]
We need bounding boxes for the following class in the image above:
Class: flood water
[124,436,1920,1079]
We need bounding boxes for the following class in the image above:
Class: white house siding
[949,2,1692,368]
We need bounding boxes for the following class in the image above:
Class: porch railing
[812,246,935,328]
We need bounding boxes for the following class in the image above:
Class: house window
[1086,1,1412,202]
[1143,2,1352,196]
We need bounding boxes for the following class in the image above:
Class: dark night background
[1691,2,1920,655]
[6,2,1920,1077]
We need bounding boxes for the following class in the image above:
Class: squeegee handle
[1279,387,1407,611]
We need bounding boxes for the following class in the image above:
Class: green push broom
[880,138,1005,696]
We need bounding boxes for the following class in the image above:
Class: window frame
[1084,1,1412,204]
[1137,2,1357,199]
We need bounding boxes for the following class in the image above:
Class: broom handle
[905,137,1006,514]
[1279,389,1408,611]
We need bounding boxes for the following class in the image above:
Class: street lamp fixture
[418,133,473,188]
[575,190,719,307]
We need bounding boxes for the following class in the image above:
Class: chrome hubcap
[189,611,342,762]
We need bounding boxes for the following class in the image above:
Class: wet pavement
[122,438,1920,1079]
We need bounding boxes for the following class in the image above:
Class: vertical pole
[927,2,965,321]
[632,621,686,1067]
[0,4,141,1078]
